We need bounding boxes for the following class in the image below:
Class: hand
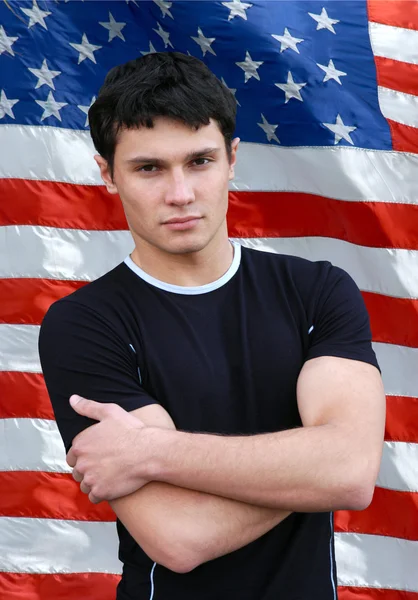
[66,395,152,504]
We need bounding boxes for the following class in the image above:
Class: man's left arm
[148,355,385,512]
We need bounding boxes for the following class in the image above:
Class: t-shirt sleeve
[305,264,380,371]
[39,298,159,453]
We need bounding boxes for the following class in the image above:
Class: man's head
[89,52,240,258]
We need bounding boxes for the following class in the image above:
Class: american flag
[1,0,417,599]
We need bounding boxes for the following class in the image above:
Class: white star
[271,28,304,54]
[0,26,18,56]
[258,114,280,143]
[70,33,102,64]
[77,95,96,127]
[0,90,19,119]
[28,59,61,90]
[275,71,307,103]
[153,22,173,49]
[221,77,241,106]
[99,12,126,42]
[222,0,252,21]
[309,7,340,34]
[126,0,139,5]
[153,0,174,19]
[323,114,357,144]
[236,51,263,83]
[317,59,347,84]
[191,27,216,57]
[20,0,51,30]
[36,91,67,122]
[140,41,158,56]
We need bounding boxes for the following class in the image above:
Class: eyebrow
[125,147,221,165]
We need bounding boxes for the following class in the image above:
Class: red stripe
[1,279,417,349]
[368,0,418,30]
[335,486,418,541]
[2,180,418,251]
[228,192,418,250]
[375,56,418,97]
[387,119,418,154]
[0,178,127,230]
[385,395,418,443]
[0,572,120,600]
[339,587,418,600]
[363,292,418,348]
[0,278,87,325]
[0,372,54,420]
[0,471,115,521]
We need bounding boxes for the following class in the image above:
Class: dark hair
[88,52,237,175]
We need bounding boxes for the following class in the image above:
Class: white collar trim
[124,241,241,295]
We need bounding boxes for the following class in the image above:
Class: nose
[164,170,195,206]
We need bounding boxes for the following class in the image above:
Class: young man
[39,52,386,600]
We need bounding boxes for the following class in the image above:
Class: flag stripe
[0,572,120,600]
[385,395,418,443]
[2,128,418,204]
[0,517,122,574]
[2,279,418,348]
[335,486,418,541]
[363,293,418,348]
[388,119,418,154]
[2,416,416,493]
[377,87,418,129]
[339,587,418,600]
[1,471,417,541]
[372,342,418,398]
[368,22,418,65]
[367,0,418,30]
[3,229,418,299]
[0,471,115,522]
[374,56,418,98]
[0,372,54,419]
[335,532,418,592]
[3,182,418,249]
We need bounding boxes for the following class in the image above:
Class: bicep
[297,356,385,452]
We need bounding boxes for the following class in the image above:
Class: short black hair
[88,52,237,175]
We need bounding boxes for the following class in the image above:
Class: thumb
[70,395,106,421]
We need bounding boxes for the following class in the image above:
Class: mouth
[162,216,203,231]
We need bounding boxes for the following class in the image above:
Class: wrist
[141,426,178,482]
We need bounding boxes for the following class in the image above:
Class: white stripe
[373,341,418,398]
[2,228,418,300]
[369,21,418,65]
[377,441,418,493]
[235,237,418,299]
[0,323,41,373]
[0,417,69,473]
[378,86,418,128]
[2,417,417,493]
[335,532,418,592]
[1,125,418,204]
[0,517,122,574]
[149,562,157,600]
[329,513,337,600]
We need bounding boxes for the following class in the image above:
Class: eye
[137,164,157,172]
[192,157,211,167]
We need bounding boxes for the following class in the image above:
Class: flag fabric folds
[0,1,417,599]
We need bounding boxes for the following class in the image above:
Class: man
[39,51,386,600]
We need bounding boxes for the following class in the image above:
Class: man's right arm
[109,404,291,573]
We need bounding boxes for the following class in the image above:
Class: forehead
[114,117,226,162]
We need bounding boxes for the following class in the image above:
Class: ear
[94,155,118,194]
[228,137,240,181]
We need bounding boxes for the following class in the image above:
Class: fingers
[69,395,123,422]
[80,479,91,495]
[72,468,83,483]
[66,447,76,468]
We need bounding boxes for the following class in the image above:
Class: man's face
[96,117,239,257]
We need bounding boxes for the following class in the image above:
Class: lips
[163,216,201,224]
[162,216,202,231]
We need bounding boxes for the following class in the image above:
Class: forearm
[148,423,375,512]
[110,481,290,571]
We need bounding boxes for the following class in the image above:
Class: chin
[163,234,210,255]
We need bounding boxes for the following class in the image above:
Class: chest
[133,286,308,434]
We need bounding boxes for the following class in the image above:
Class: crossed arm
[69,356,385,574]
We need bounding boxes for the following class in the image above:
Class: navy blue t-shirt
[39,242,379,600]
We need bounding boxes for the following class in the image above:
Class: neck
[130,226,234,288]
